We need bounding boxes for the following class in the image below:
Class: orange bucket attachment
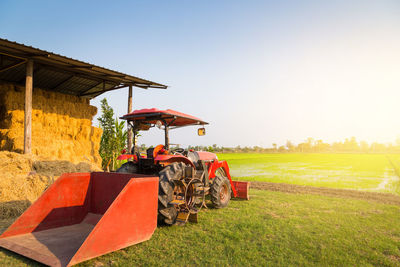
[232,181,250,200]
[0,172,159,267]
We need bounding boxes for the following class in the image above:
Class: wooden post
[127,85,133,153]
[24,59,33,154]
[164,125,169,150]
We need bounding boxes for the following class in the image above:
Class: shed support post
[127,85,133,153]
[24,59,33,154]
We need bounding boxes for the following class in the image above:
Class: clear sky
[1,0,400,148]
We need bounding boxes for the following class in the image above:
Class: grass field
[76,190,400,266]
[0,153,399,266]
[1,189,399,266]
[218,153,400,195]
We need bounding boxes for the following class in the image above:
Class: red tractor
[0,108,249,265]
[116,108,249,225]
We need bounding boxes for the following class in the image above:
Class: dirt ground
[250,181,400,206]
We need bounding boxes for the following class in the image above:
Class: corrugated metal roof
[0,38,167,99]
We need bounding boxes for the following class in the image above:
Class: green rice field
[218,153,400,195]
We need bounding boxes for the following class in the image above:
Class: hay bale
[0,151,32,174]
[0,200,31,219]
[0,151,102,219]
[0,151,50,218]
[0,83,102,166]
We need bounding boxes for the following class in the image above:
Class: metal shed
[0,38,167,154]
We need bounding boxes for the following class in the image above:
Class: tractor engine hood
[196,151,217,161]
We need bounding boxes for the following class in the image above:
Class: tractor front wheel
[116,162,138,173]
[210,168,231,208]
[158,162,185,225]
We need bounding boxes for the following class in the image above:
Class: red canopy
[120,108,208,127]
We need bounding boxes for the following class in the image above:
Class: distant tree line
[184,137,400,153]
[98,99,400,164]
[98,97,400,158]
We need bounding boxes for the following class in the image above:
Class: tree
[286,140,295,152]
[314,139,330,152]
[98,99,114,170]
[112,118,127,170]
[360,141,369,153]
[306,137,314,152]
[396,136,400,151]
[278,145,286,152]
[306,137,314,146]
[98,98,127,170]
[272,143,277,152]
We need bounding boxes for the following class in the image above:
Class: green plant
[113,118,127,170]
[98,98,127,170]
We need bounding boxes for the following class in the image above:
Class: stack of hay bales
[0,151,102,219]
[0,83,102,166]
[0,151,49,218]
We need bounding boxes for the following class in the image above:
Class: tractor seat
[146,148,155,158]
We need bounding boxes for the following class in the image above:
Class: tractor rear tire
[158,162,185,225]
[116,162,138,173]
[210,168,231,208]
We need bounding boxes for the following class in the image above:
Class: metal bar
[16,64,41,84]
[147,85,168,89]
[46,62,125,84]
[70,65,93,69]
[80,84,129,96]
[24,59,33,154]
[134,83,166,89]
[51,74,75,91]
[101,74,126,78]
[109,84,131,90]
[29,53,50,58]
[132,83,149,89]
[0,59,27,73]
[0,51,27,61]
[77,81,104,96]
[39,64,101,81]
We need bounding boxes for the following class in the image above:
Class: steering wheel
[172,148,185,155]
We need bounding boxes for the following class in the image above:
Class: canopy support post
[164,126,169,150]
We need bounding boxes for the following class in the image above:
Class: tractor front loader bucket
[0,172,159,267]
[232,181,250,200]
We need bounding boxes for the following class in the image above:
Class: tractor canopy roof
[120,108,208,127]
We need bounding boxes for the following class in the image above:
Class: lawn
[80,190,400,266]
[0,153,399,266]
[218,153,400,195]
[2,189,399,266]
